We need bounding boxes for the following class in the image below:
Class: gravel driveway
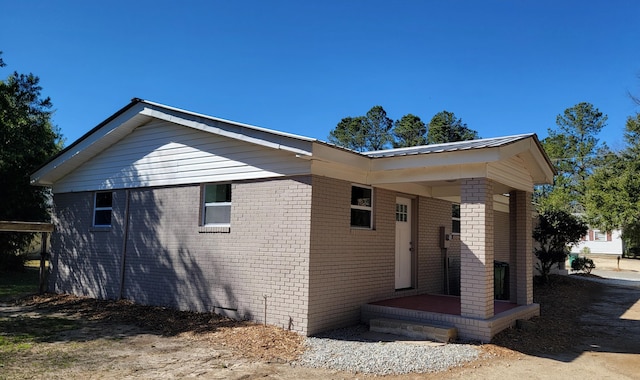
[294,325,480,375]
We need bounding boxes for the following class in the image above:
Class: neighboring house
[572,228,623,256]
[31,99,555,342]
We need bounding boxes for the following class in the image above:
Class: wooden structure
[0,221,54,294]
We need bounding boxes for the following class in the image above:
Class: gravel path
[293,325,480,375]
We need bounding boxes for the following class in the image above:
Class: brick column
[509,190,533,305]
[460,178,494,319]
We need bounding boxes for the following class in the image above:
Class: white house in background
[571,228,623,256]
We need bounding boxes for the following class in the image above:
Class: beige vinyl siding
[487,156,533,192]
[53,121,312,193]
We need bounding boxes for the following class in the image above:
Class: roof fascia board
[369,163,488,184]
[497,137,555,184]
[430,193,512,214]
[374,183,433,198]
[364,134,529,156]
[367,135,554,186]
[310,160,370,185]
[31,103,150,185]
[32,99,317,186]
[310,143,371,171]
[139,104,313,157]
[527,148,556,184]
[497,138,532,161]
[531,134,556,174]
[370,149,500,172]
[141,99,315,142]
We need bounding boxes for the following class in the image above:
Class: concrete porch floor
[361,293,540,342]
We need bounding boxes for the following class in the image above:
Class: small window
[351,185,372,228]
[396,203,408,222]
[593,230,607,242]
[203,184,232,226]
[94,192,113,227]
[452,204,460,234]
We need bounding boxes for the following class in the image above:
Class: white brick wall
[306,176,461,334]
[460,178,495,319]
[53,174,512,337]
[417,197,455,294]
[510,190,533,305]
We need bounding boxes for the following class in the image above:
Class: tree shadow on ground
[0,293,249,345]
[490,275,640,362]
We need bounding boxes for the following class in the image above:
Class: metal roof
[363,134,537,158]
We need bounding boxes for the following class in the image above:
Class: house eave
[31,99,555,195]
[367,134,554,187]
[31,101,153,186]
[31,99,315,187]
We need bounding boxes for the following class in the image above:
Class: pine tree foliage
[0,52,63,268]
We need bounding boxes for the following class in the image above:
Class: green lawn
[0,260,44,301]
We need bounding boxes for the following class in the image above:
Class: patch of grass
[0,334,32,351]
[1,316,79,340]
[44,350,77,369]
[0,267,39,300]
[0,315,81,368]
[0,260,48,301]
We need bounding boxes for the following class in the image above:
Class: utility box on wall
[439,226,451,249]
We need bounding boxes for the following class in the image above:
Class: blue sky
[1,1,639,150]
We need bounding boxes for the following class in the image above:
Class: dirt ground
[1,254,640,379]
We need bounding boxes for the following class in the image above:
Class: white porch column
[460,178,494,319]
[509,190,533,305]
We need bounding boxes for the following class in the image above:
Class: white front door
[395,197,412,289]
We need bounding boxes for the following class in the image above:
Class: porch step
[369,318,457,343]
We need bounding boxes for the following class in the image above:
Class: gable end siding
[487,155,534,191]
[53,120,311,193]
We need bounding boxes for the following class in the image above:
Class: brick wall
[51,173,491,336]
[306,177,460,334]
[416,197,457,294]
[494,211,510,263]
[460,178,495,319]
[307,176,396,334]
[50,191,126,299]
[50,176,313,334]
[510,190,533,305]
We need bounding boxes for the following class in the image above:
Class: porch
[361,293,540,342]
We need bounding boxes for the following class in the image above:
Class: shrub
[571,256,596,274]
[534,210,588,283]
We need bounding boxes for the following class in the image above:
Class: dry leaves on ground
[15,274,605,361]
[16,294,304,362]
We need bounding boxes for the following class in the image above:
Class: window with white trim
[203,184,232,227]
[396,203,408,222]
[452,204,460,234]
[593,229,607,242]
[350,185,372,228]
[93,192,113,227]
